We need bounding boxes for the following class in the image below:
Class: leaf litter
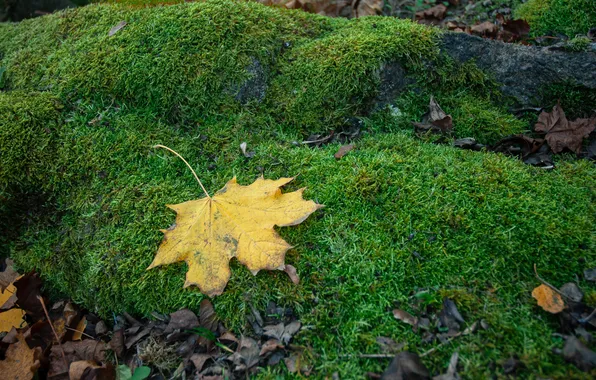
[0,259,308,379]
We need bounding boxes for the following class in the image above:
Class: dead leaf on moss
[353,0,383,17]
[0,331,42,380]
[413,96,453,134]
[334,144,354,160]
[415,4,447,25]
[392,309,418,330]
[283,264,300,284]
[108,21,127,37]
[534,103,596,154]
[382,352,430,379]
[532,284,565,314]
[147,176,321,296]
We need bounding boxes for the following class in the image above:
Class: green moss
[515,0,596,37]
[1,2,596,378]
[0,91,62,192]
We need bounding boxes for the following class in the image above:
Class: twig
[340,353,394,359]
[38,296,68,367]
[64,326,95,340]
[580,308,596,324]
[153,144,210,198]
[301,133,333,145]
[533,264,569,300]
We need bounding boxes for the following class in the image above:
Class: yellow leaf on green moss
[532,284,565,314]
[147,177,322,296]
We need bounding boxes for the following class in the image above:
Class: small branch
[38,296,68,367]
[533,264,569,300]
[580,308,596,324]
[340,353,394,359]
[64,326,96,340]
[153,144,210,198]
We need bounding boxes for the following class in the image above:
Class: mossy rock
[1,1,596,377]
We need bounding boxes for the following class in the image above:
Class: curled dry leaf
[147,176,321,296]
[534,103,596,154]
[413,96,453,134]
[284,264,300,284]
[532,284,565,314]
[392,309,418,330]
[382,352,430,379]
[73,316,87,341]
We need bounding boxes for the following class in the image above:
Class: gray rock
[440,33,596,107]
[375,61,411,109]
[233,57,268,105]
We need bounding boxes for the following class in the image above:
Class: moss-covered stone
[1,2,595,377]
[515,0,596,37]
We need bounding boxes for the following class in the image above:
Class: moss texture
[515,0,596,37]
[1,1,595,377]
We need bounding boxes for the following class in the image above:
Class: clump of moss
[0,91,62,192]
[515,0,596,37]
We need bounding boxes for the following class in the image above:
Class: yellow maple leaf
[147,146,322,296]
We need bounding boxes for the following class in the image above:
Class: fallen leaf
[334,144,355,160]
[0,308,26,332]
[14,273,44,320]
[49,340,109,377]
[73,316,88,341]
[453,138,484,151]
[0,259,19,292]
[392,309,418,330]
[353,0,383,17]
[283,264,300,284]
[228,336,260,371]
[110,329,124,357]
[563,336,596,372]
[109,21,127,37]
[534,103,596,154]
[415,4,447,25]
[532,284,565,313]
[0,331,42,380]
[413,96,453,134]
[69,360,114,380]
[470,21,499,38]
[439,298,465,334]
[259,339,283,356]
[0,282,18,310]
[165,308,199,334]
[376,337,405,354]
[501,19,530,41]
[199,300,219,333]
[239,142,255,158]
[190,353,212,372]
[147,176,321,296]
[381,352,430,379]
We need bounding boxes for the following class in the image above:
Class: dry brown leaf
[415,4,447,25]
[334,144,355,160]
[535,103,596,154]
[413,96,453,134]
[147,176,321,296]
[532,284,565,314]
[0,331,42,380]
[353,0,383,17]
[0,259,19,292]
[470,21,499,38]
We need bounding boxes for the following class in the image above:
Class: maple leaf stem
[153,144,211,199]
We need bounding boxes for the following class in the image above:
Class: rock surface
[440,33,596,107]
